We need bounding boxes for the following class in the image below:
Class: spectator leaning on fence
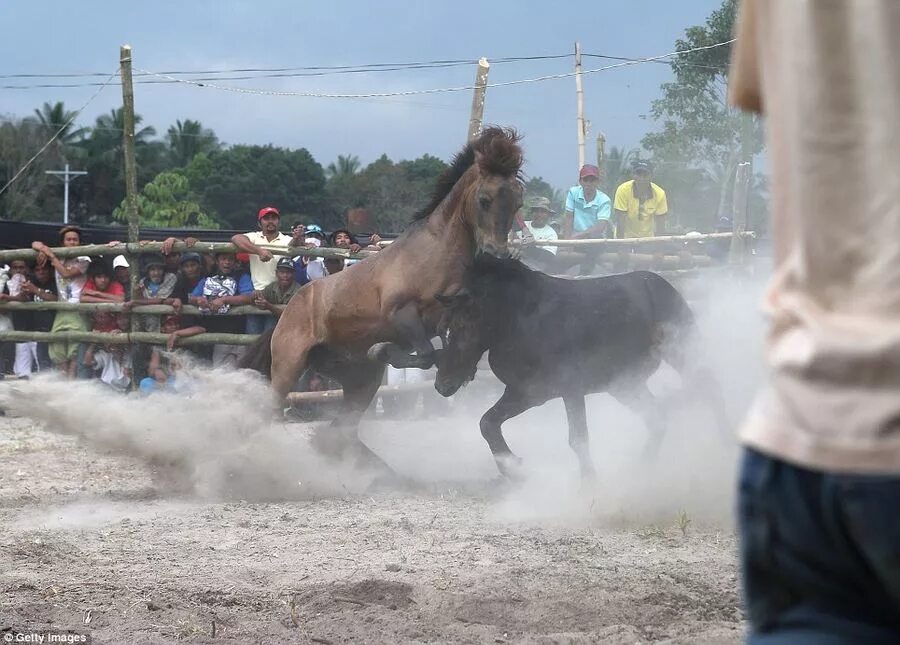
[613,161,668,239]
[516,196,560,273]
[562,164,613,274]
[78,261,126,380]
[16,261,59,373]
[230,206,292,335]
[31,225,91,378]
[252,257,300,323]
[188,251,253,368]
[0,259,37,376]
[112,255,130,292]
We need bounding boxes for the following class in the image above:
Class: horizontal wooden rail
[0,301,282,316]
[0,241,377,264]
[0,330,259,346]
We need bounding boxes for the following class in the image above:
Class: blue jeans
[738,448,900,644]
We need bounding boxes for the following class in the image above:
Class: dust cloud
[0,364,374,500]
[0,270,766,529]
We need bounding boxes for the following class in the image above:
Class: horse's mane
[413,126,523,221]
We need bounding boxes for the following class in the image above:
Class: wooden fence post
[467,58,490,142]
[120,45,140,300]
[730,161,751,264]
[575,42,586,170]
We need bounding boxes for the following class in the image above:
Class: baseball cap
[257,206,280,221]
[305,223,323,234]
[527,196,556,214]
[632,161,652,174]
[113,255,129,269]
[579,164,601,179]
[179,251,202,265]
[276,257,295,270]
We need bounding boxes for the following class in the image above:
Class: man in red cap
[561,164,612,274]
[231,206,292,334]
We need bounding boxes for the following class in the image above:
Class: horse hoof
[496,455,526,482]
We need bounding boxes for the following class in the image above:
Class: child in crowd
[138,314,206,393]
[83,313,133,392]
[188,251,253,367]
[252,257,300,328]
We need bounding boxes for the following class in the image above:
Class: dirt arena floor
[0,373,746,644]
[0,273,763,643]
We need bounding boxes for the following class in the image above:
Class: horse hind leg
[611,382,667,462]
[480,387,532,480]
[562,395,597,484]
[314,363,403,487]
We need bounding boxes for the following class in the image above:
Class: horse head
[467,128,524,258]
[433,288,485,397]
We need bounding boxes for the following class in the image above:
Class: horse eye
[479,196,492,210]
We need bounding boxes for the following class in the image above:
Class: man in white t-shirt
[730,1,900,641]
[231,206,292,334]
[516,196,559,273]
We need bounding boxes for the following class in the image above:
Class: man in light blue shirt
[563,164,612,240]
[562,164,612,274]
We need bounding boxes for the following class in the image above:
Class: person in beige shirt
[729,1,900,641]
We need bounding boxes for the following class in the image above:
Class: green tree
[640,0,765,231]
[77,108,165,222]
[166,119,220,168]
[112,170,219,228]
[0,118,55,221]
[31,101,87,162]
[325,154,361,179]
[523,176,564,213]
[184,145,328,229]
[325,153,448,233]
[600,146,640,197]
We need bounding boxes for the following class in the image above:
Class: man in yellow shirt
[613,162,668,238]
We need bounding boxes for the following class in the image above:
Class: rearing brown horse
[239,127,524,477]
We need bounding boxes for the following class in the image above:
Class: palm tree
[326,154,361,179]
[601,146,641,196]
[31,101,87,161]
[166,118,220,167]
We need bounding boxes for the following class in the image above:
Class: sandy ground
[0,273,760,643]
[0,383,745,644]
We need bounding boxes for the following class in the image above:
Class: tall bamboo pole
[575,42,586,169]
[120,45,140,301]
[467,58,490,142]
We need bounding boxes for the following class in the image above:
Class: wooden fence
[0,232,755,402]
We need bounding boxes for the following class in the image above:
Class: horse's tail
[643,271,732,438]
[238,327,275,378]
[638,271,696,367]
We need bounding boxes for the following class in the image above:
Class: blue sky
[0,1,724,192]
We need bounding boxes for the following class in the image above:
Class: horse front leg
[562,395,597,484]
[367,303,437,369]
[480,386,532,480]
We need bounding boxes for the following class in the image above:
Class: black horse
[433,257,729,481]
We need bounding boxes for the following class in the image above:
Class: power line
[0,54,571,83]
[0,69,119,197]
[130,39,736,99]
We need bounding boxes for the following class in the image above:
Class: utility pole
[575,41,586,169]
[120,44,140,307]
[467,58,490,142]
[45,163,87,224]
